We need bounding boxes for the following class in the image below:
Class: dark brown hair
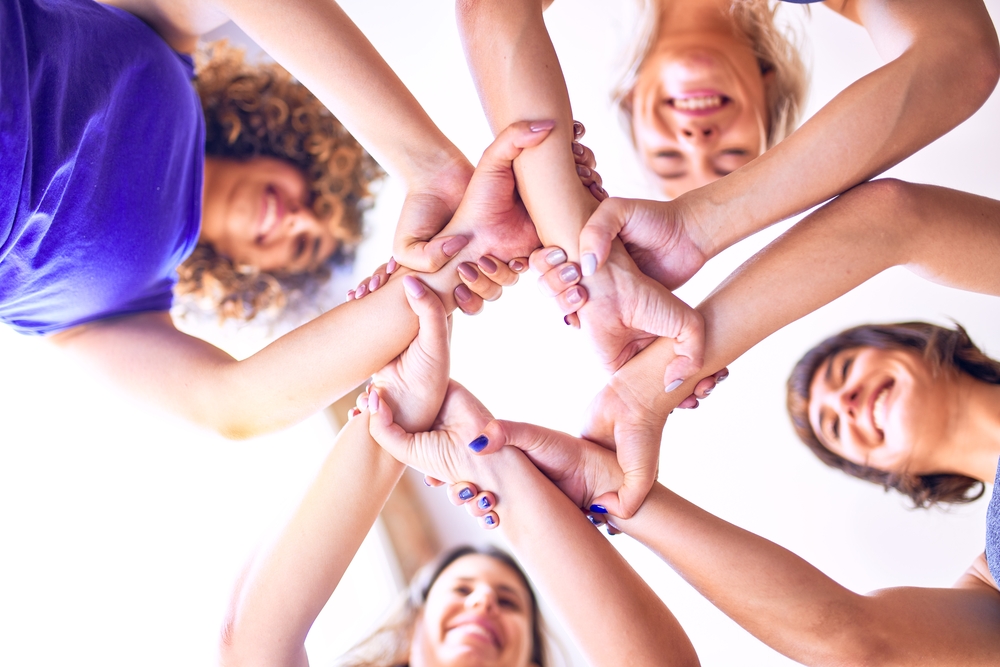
[787,322,998,508]
[176,40,383,322]
[339,545,546,667]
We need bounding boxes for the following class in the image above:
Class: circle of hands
[348,120,729,526]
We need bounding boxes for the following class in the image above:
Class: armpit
[955,553,999,592]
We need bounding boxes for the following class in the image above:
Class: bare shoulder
[49,311,177,348]
[955,553,1000,594]
[821,0,862,25]
[96,0,228,53]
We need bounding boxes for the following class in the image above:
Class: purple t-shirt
[986,464,1000,583]
[0,0,203,335]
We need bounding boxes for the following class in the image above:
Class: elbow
[926,28,1000,120]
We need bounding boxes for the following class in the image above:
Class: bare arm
[614,483,1000,666]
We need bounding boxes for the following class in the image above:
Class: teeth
[872,386,889,432]
[672,95,722,111]
[261,192,277,239]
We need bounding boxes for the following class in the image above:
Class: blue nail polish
[479,496,491,509]
[589,504,608,514]
[458,487,474,501]
[468,435,489,452]
[587,515,601,526]
[485,515,496,526]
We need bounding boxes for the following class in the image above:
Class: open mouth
[256,186,282,244]
[446,619,502,651]
[668,94,730,115]
[870,380,894,438]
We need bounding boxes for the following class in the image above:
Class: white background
[2,1,999,665]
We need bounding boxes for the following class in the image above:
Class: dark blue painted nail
[468,435,489,452]
[478,496,491,509]
[587,515,601,526]
[458,487,474,501]
[485,515,496,526]
[589,504,608,514]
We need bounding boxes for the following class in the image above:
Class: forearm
[477,450,698,666]
[215,0,470,189]
[684,0,999,257]
[456,0,597,254]
[220,414,404,667]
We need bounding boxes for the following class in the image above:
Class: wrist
[405,152,473,202]
[677,182,751,261]
[608,480,667,534]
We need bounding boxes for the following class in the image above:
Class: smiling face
[200,156,338,274]
[807,347,956,476]
[630,32,769,198]
[410,554,537,667]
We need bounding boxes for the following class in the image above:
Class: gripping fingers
[454,284,484,316]
[536,261,582,298]
[466,491,497,518]
[457,262,503,302]
[477,255,519,287]
[528,246,570,275]
[579,198,629,277]
[448,482,480,506]
[675,367,730,410]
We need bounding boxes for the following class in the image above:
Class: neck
[656,0,736,39]
[940,373,1000,482]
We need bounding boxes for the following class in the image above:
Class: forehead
[433,555,530,598]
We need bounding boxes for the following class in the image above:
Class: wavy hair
[176,40,383,322]
[338,545,546,667]
[614,0,808,151]
[787,322,998,508]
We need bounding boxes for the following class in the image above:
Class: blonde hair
[176,40,384,322]
[613,0,809,150]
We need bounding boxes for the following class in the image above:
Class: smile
[256,186,282,244]
[668,94,729,115]
[446,617,502,651]
[870,380,894,437]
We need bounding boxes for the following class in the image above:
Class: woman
[220,273,698,667]
[451,0,999,515]
[3,0,579,437]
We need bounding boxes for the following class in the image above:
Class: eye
[655,150,683,160]
[453,585,473,596]
[841,356,854,385]
[831,415,840,440]
[499,596,521,611]
[720,149,748,157]
[293,235,307,260]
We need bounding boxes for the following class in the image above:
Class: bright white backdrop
[2,1,999,665]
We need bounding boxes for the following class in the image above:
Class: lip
[256,185,284,244]
[446,613,502,651]
[867,379,894,440]
[666,89,731,117]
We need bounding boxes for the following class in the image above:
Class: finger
[449,482,480,506]
[564,313,581,328]
[365,387,413,463]
[465,491,497,518]
[659,306,706,392]
[590,467,655,520]
[386,257,398,275]
[692,376,718,400]
[508,257,528,273]
[528,246,569,275]
[572,120,585,139]
[467,419,575,460]
[423,475,444,487]
[478,512,500,530]
[535,262,581,298]
[457,262,503,302]
[578,198,628,277]
[585,511,607,529]
[454,283,484,316]
[367,263,389,294]
[554,285,588,315]
[477,255,519,287]
[572,141,597,170]
[401,276,451,364]
[393,234,470,273]
[575,164,603,190]
[347,406,361,421]
[353,280,369,299]
[676,395,699,409]
[345,289,355,302]
[589,182,609,202]
[476,120,558,176]
[355,391,369,412]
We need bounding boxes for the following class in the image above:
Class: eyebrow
[455,577,527,602]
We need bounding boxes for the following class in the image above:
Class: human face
[410,555,537,667]
[631,33,769,199]
[808,347,953,475]
[200,156,337,273]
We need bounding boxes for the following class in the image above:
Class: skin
[631,0,770,198]
[410,555,536,667]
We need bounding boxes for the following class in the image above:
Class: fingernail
[599,187,609,198]
[387,257,398,274]
[356,283,368,298]
[589,504,607,514]
[546,249,567,266]
[345,290,355,302]
[529,119,556,132]
[563,315,572,326]
[703,386,714,396]
[665,379,683,392]
[469,434,489,452]
[572,143,584,156]
[566,287,583,305]
[509,259,525,272]
[587,515,601,526]
[573,121,584,137]
[559,265,579,283]
[369,274,381,291]
[402,275,426,298]
[477,256,498,274]
[458,262,479,282]
[423,477,433,487]
[369,389,380,413]
[458,487,474,501]
[478,496,491,509]
[581,253,597,277]
[485,515,496,526]
[455,284,473,302]
[717,372,729,383]
[576,165,591,178]
[442,236,469,256]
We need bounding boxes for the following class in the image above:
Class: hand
[362,276,451,433]
[571,120,608,203]
[367,379,495,482]
[579,197,709,291]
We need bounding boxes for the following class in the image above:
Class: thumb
[366,387,415,464]
[589,468,655,520]
[628,285,705,391]
[392,234,469,274]
[401,275,450,366]
[468,419,565,457]
[579,198,628,277]
[475,120,556,176]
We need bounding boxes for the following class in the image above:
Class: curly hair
[787,322,998,508]
[176,40,384,322]
[337,545,547,667]
[614,0,808,151]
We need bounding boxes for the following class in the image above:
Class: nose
[835,384,862,425]
[677,121,719,147]
[283,205,322,235]
[465,586,498,612]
